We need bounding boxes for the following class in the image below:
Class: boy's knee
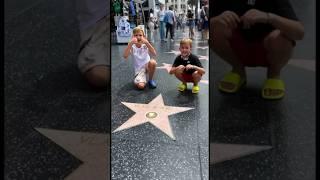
[212,25,233,51]
[175,69,184,75]
[149,59,157,67]
[264,30,294,53]
[84,66,110,88]
[192,71,202,79]
[136,83,146,90]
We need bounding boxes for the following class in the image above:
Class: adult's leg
[166,23,169,39]
[171,24,175,39]
[159,21,164,40]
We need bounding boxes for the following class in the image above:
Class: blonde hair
[180,38,193,47]
[132,27,145,36]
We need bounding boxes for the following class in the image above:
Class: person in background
[187,9,195,39]
[165,6,176,41]
[200,0,209,40]
[157,3,166,42]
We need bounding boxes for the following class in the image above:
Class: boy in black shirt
[211,0,304,99]
[170,39,206,93]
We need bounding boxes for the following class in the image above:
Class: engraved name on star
[113,94,194,140]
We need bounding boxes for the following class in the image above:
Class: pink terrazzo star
[113,94,194,140]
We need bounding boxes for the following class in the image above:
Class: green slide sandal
[218,72,246,93]
[262,78,285,100]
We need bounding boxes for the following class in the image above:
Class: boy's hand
[130,37,138,45]
[241,9,268,28]
[140,36,149,44]
[176,65,185,72]
[215,11,240,29]
[185,64,195,71]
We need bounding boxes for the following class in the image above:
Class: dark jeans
[166,23,174,39]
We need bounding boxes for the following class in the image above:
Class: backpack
[163,12,169,23]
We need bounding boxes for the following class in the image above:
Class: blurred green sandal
[262,78,285,100]
[218,72,246,93]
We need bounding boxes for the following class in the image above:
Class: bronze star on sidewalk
[113,94,194,140]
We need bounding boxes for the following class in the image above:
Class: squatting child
[169,38,205,93]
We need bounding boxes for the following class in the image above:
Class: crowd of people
[146,2,210,42]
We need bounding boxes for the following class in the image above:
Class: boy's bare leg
[211,20,246,90]
[85,65,110,88]
[174,69,187,84]
[192,71,202,86]
[263,29,293,96]
[148,59,157,80]
[135,82,146,90]
[264,30,293,78]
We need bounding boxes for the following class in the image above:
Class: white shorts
[134,68,147,84]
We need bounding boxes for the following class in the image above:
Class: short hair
[180,38,193,47]
[132,27,145,36]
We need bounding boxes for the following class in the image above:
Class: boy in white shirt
[123,27,157,90]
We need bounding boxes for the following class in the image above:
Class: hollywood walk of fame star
[210,143,272,164]
[157,63,173,73]
[113,94,194,140]
[288,59,315,72]
[164,50,181,56]
[200,80,209,85]
[35,128,110,180]
[199,55,209,61]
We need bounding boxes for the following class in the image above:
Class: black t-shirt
[211,0,299,39]
[172,54,203,74]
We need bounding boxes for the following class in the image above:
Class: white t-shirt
[158,9,166,22]
[131,44,150,74]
